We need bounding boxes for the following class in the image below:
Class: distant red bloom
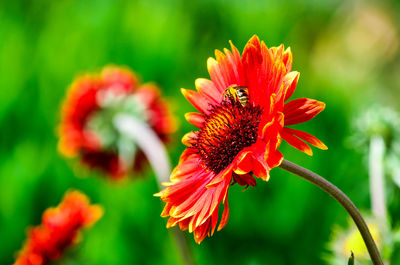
[59,66,176,180]
[13,190,103,265]
[156,35,327,243]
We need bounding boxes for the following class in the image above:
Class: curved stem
[279,159,383,265]
[114,114,196,265]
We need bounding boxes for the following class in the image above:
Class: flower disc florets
[193,99,262,174]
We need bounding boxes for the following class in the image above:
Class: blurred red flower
[13,190,103,265]
[156,35,327,243]
[58,66,176,180]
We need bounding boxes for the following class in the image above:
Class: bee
[223,84,249,107]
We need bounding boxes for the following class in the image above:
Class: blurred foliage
[1,0,400,264]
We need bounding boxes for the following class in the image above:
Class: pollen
[193,99,263,174]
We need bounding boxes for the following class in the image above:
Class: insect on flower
[223,84,249,107]
[156,35,327,244]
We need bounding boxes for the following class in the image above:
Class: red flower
[156,35,327,243]
[13,190,103,265]
[58,66,176,180]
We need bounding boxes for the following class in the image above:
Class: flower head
[59,66,176,180]
[13,190,103,265]
[156,35,327,243]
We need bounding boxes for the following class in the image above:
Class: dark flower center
[192,99,263,174]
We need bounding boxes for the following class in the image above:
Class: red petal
[243,38,288,110]
[284,98,325,126]
[282,47,293,73]
[206,164,233,188]
[281,130,313,156]
[225,41,245,84]
[158,158,233,244]
[217,201,230,231]
[215,49,241,88]
[101,66,137,92]
[270,45,293,73]
[167,151,199,182]
[253,158,270,181]
[283,127,327,150]
[207,57,229,93]
[283,71,299,102]
[240,140,283,181]
[233,173,257,187]
[181,132,197,146]
[194,220,211,244]
[210,204,220,236]
[181,88,213,115]
[14,190,103,264]
[185,112,205,128]
[233,151,253,175]
[195,78,221,103]
[203,41,245,99]
[261,112,284,140]
[266,147,284,169]
[242,38,264,106]
[135,84,159,105]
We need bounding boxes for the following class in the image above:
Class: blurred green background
[1,0,400,264]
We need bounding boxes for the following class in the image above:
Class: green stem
[279,159,383,265]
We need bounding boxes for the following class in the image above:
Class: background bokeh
[1,0,400,264]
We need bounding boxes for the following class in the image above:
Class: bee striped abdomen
[236,87,249,107]
[223,85,249,107]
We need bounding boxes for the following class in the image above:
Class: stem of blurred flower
[369,135,387,221]
[114,114,196,265]
[279,159,383,265]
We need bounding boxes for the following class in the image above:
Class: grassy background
[1,0,400,264]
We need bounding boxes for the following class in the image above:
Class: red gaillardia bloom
[13,190,103,265]
[59,66,176,180]
[156,35,327,243]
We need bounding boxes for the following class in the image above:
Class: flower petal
[281,130,313,156]
[242,36,264,105]
[283,127,327,150]
[242,37,289,111]
[233,173,257,187]
[134,84,160,105]
[284,98,325,126]
[181,88,213,115]
[217,200,230,231]
[101,66,137,92]
[233,151,253,175]
[225,41,245,84]
[184,112,205,128]
[207,57,229,93]
[195,78,221,103]
[261,111,284,140]
[215,49,241,87]
[283,71,299,102]
[282,47,293,73]
[157,156,233,244]
[240,140,283,181]
[181,131,197,146]
[13,190,103,264]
